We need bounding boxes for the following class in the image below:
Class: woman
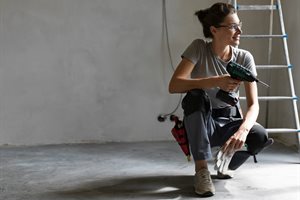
[168,2,272,197]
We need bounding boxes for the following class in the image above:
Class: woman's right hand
[218,74,241,92]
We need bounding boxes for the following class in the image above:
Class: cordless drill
[216,61,269,106]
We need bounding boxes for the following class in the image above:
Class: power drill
[216,61,269,106]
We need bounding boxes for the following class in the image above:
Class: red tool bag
[170,115,191,161]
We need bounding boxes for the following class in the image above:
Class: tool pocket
[182,89,211,117]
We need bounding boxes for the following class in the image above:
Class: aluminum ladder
[230,0,300,151]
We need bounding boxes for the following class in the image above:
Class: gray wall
[0,0,299,146]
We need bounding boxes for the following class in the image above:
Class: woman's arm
[223,81,259,153]
[169,58,240,94]
[239,81,259,133]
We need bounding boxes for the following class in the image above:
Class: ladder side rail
[233,0,237,10]
[268,0,275,65]
[227,0,237,9]
[277,0,291,66]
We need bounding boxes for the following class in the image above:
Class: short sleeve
[242,51,257,77]
[181,39,205,65]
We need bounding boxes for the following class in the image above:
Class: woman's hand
[222,128,248,155]
[218,75,241,92]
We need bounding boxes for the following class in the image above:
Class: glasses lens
[217,22,242,30]
[234,22,242,29]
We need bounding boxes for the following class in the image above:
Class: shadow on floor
[48,175,211,199]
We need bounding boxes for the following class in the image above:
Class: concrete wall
[0,0,299,146]
[0,0,215,145]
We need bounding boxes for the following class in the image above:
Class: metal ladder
[230,0,300,150]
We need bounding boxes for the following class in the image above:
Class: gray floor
[0,141,299,200]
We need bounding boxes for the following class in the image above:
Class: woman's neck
[211,41,231,62]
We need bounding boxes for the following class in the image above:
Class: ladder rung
[240,96,298,101]
[241,34,287,38]
[266,128,300,133]
[256,65,289,69]
[237,5,277,11]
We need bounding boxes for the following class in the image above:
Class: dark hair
[195,3,236,38]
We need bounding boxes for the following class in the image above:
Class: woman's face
[213,13,242,46]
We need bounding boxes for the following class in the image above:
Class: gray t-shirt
[181,39,257,109]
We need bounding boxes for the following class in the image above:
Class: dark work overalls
[182,89,269,170]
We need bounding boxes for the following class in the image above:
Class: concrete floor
[0,141,299,200]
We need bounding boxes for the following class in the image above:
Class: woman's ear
[210,26,217,36]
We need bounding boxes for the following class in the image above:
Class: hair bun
[195,9,208,24]
[194,3,235,38]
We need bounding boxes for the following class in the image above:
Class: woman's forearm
[168,76,220,94]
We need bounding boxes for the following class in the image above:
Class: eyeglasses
[215,22,242,31]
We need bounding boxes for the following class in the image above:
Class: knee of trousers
[246,123,268,155]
